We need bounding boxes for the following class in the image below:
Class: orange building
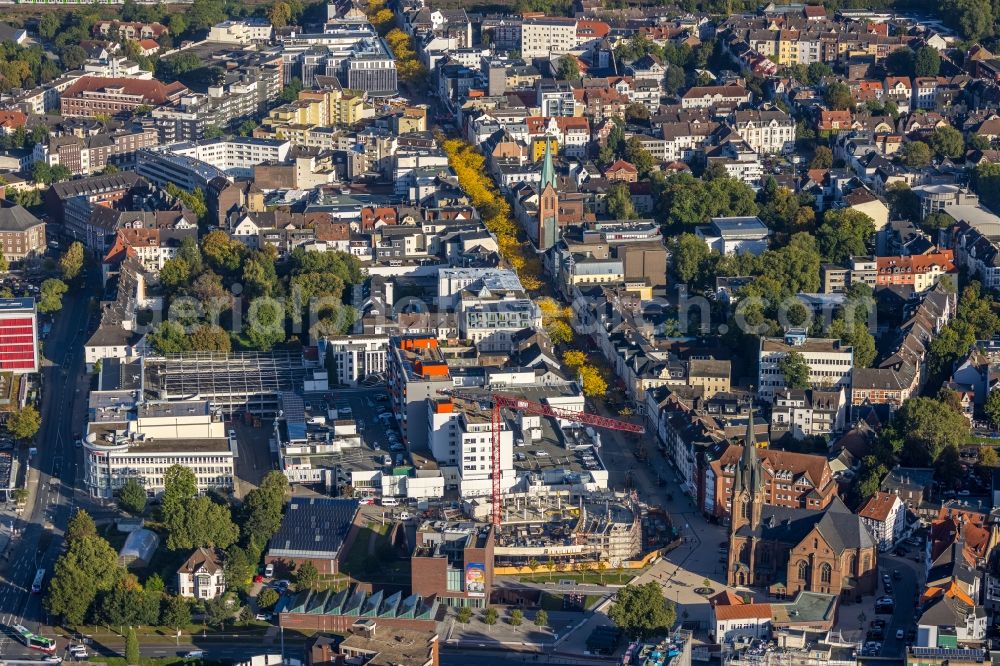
[875,251,955,291]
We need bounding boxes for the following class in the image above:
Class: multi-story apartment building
[207,19,274,45]
[536,79,576,117]
[0,297,40,373]
[427,395,514,498]
[164,137,291,179]
[32,127,159,176]
[258,88,367,145]
[458,298,541,353]
[45,171,145,238]
[83,393,235,499]
[705,442,838,519]
[321,335,389,386]
[680,84,750,109]
[60,76,188,118]
[141,52,282,141]
[102,227,187,275]
[875,252,956,292]
[757,330,853,402]
[730,107,795,154]
[520,16,577,58]
[0,206,45,264]
[93,20,168,41]
[654,122,717,162]
[949,209,1000,291]
[387,335,453,449]
[521,116,590,157]
[143,95,213,143]
[770,387,847,440]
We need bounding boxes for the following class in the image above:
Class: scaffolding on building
[143,351,311,415]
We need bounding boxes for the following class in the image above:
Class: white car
[399,511,412,520]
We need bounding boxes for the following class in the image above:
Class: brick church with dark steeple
[726,417,878,601]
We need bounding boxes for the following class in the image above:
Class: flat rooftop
[771,592,838,624]
[137,400,213,419]
[514,418,606,479]
[761,337,849,354]
[0,297,35,312]
[86,422,232,453]
[339,626,438,666]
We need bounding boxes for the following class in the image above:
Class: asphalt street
[0,273,94,658]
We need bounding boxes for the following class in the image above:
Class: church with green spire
[537,139,559,251]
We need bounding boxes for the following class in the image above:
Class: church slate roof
[815,498,875,551]
[734,496,873,554]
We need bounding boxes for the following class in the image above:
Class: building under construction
[141,351,325,415]
[490,490,643,567]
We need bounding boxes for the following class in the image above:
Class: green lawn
[513,570,636,586]
[537,592,605,611]
[539,592,563,611]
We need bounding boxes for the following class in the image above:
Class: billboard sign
[465,562,486,598]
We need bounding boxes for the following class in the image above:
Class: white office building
[165,137,291,178]
[757,330,853,402]
[83,392,235,499]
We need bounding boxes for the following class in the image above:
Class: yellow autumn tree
[372,8,394,28]
[563,350,586,369]
[579,365,608,398]
[442,138,542,291]
[547,320,573,345]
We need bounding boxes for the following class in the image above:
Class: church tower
[727,413,765,587]
[730,414,765,534]
[537,139,559,251]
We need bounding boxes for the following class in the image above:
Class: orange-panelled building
[387,335,452,450]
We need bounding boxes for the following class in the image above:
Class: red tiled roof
[0,111,26,130]
[576,19,610,39]
[605,159,638,174]
[709,590,744,606]
[62,76,188,104]
[712,444,832,489]
[682,84,749,99]
[715,603,772,620]
[524,116,590,134]
[885,76,912,89]
[857,491,900,522]
[876,251,956,276]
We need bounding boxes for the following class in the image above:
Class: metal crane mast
[448,391,645,527]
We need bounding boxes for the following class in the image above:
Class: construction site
[488,490,647,568]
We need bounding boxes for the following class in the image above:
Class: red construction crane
[446,391,645,527]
